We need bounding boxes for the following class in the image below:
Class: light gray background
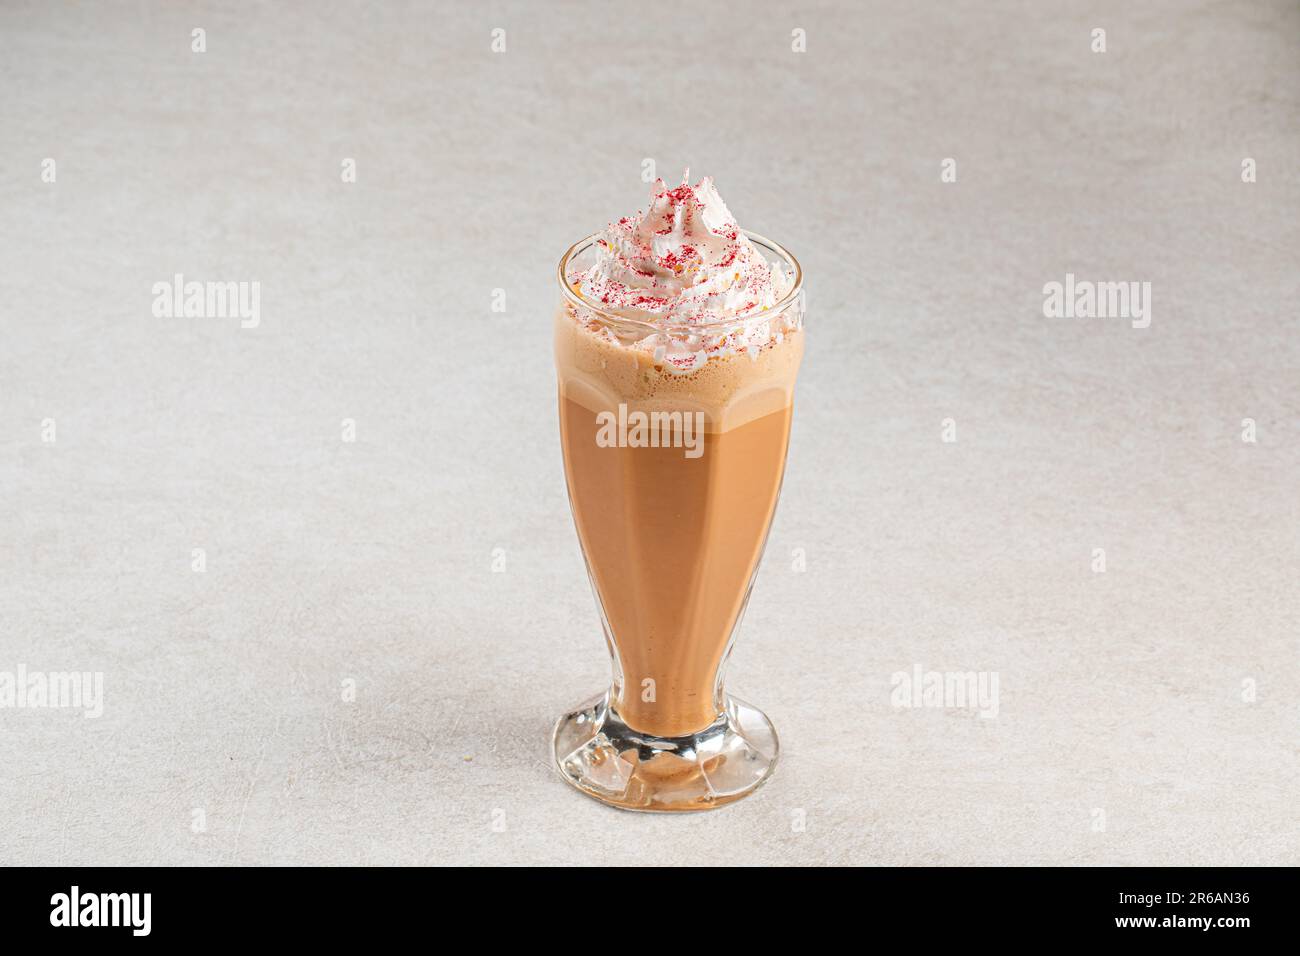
[2,0,1297,866]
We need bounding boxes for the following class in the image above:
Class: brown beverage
[555,316,803,737]
[551,174,805,811]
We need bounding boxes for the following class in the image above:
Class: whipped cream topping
[567,175,797,372]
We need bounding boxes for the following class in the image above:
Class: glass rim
[556,230,803,334]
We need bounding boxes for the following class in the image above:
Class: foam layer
[554,304,803,432]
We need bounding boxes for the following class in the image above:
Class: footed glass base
[551,692,779,812]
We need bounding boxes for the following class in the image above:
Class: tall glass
[551,232,805,811]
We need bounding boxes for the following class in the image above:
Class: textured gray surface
[1,0,1297,866]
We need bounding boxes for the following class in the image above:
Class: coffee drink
[551,175,805,810]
